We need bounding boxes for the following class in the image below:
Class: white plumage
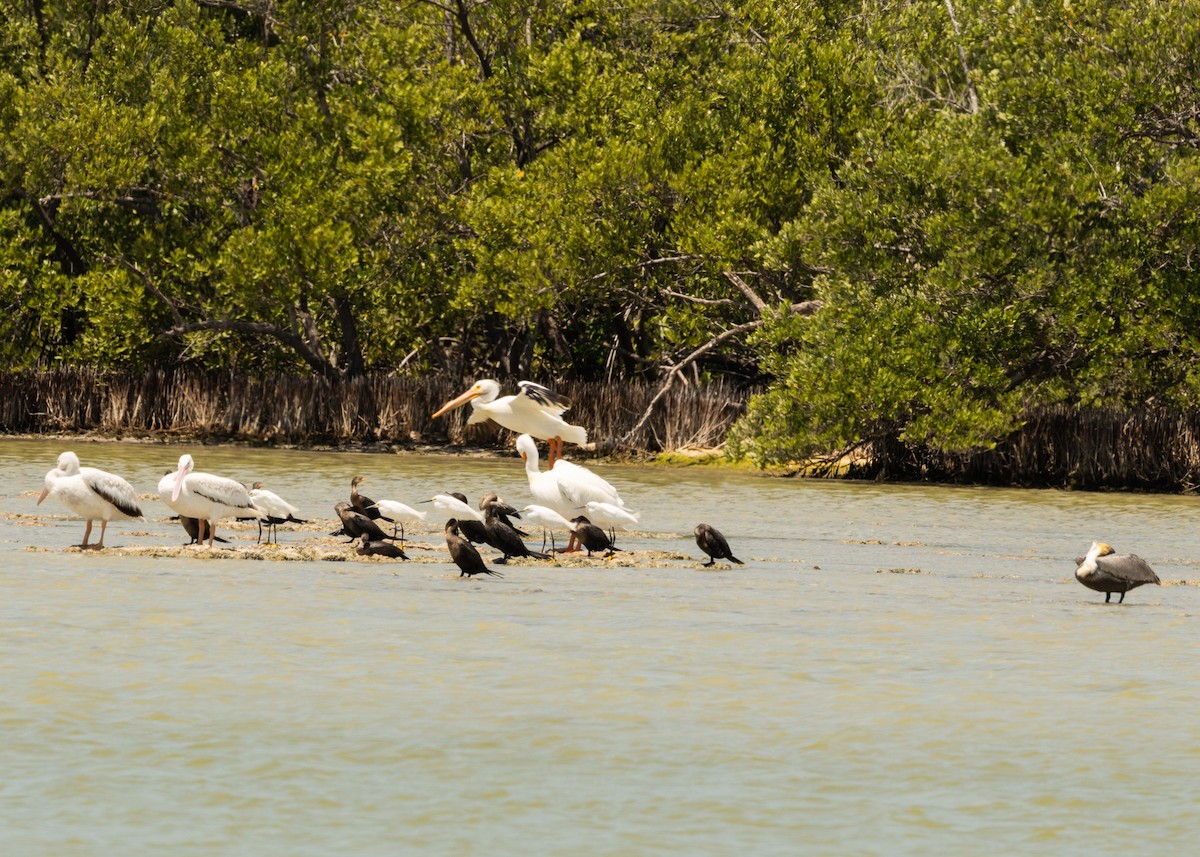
[433,379,588,464]
[248,482,303,544]
[581,500,639,532]
[159,454,260,547]
[426,493,485,523]
[37,451,142,549]
[518,504,577,553]
[372,499,428,540]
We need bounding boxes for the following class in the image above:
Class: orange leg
[78,519,94,549]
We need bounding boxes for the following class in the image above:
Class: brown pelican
[356,533,409,560]
[483,500,550,564]
[694,523,744,568]
[1075,541,1160,603]
[248,482,306,544]
[37,451,142,549]
[159,454,261,548]
[570,515,621,558]
[445,519,502,578]
[433,380,587,466]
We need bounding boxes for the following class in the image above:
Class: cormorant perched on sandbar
[483,501,550,564]
[694,523,744,568]
[350,475,390,521]
[334,502,399,544]
[1075,541,1160,603]
[570,515,621,558]
[445,519,502,578]
[356,533,409,560]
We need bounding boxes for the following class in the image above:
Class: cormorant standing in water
[694,523,744,568]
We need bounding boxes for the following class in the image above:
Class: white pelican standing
[516,434,624,551]
[1075,541,1161,603]
[37,451,142,549]
[432,379,588,466]
[159,454,261,547]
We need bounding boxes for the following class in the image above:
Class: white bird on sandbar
[515,434,624,551]
[432,379,588,466]
[37,451,143,549]
[370,499,427,540]
[159,454,261,547]
[248,482,306,545]
[580,501,639,532]
[424,492,485,523]
[519,504,577,553]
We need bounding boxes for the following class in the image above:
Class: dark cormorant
[694,523,744,568]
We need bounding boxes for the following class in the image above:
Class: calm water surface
[2,438,1199,855]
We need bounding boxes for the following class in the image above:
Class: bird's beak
[432,387,481,418]
[171,464,189,503]
[36,486,49,506]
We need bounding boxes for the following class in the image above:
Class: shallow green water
[3,438,1199,855]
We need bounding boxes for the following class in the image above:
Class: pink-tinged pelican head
[171,454,195,503]
[37,451,81,505]
[431,379,501,418]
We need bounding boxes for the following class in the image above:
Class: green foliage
[3,0,1200,464]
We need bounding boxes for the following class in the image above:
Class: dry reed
[0,368,745,454]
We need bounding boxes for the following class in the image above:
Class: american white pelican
[248,482,305,544]
[694,523,744,568]
[1075,541,1160,603]
[516,433,622,507]
[371,499,427,541]
[432,379,587,466]
[518,504,576,552]
[569,515,621,558]
[37,451,142,549]
[445,519,502,578]
[159,454,261,547]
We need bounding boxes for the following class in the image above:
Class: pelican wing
[517,381,571,415]
[192,474,258,513]
[1096,553,1160,585]
[554,460,623,508]
[81,468,143,519]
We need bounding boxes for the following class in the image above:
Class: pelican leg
[95,520,109,549]
[78,519,94,549]
[207,520,217,548]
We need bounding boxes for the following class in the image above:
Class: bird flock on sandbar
[29,378,1166,602]
[32,379,741,578]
